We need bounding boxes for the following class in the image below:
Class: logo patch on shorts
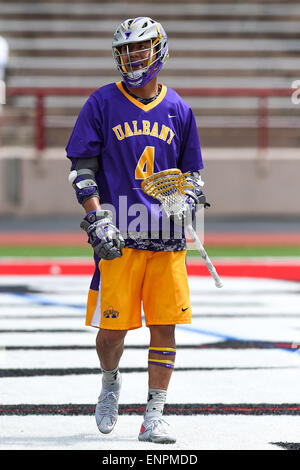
[103,305,119,319]
[182,306,189,312]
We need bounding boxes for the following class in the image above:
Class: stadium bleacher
[1,0,299,148]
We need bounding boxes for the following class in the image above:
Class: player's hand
[171,191,210,225]
[80,210,125,260]
[186,191,211,213]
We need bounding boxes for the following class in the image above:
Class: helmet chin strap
[124,61,161,88]
[126,58,144,79]
[127,69,144,80]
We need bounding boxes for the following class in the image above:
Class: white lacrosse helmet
[112,17,169,88]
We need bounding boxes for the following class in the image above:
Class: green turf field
[1,245,300,257]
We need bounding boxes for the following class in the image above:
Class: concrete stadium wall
[0,147,299,218]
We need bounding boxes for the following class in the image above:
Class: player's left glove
[80,209,125,260]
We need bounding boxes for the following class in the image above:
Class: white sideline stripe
[2,349,298,370]
[8,56,300,70]
[8,38,300,52]
[1,369,300,404]
[1,20,300,33]
[2,320,300,340]
[2,3,300,16]
[0,302,299,317]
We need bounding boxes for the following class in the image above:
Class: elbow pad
[68,169,99,205]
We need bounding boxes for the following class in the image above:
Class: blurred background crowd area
[0,0,299,221]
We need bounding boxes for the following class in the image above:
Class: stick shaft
[186,225,223,288]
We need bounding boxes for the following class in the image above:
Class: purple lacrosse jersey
[66,81,203,247]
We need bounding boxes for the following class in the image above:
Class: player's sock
[145,388,167,417]
[101,365,121,388]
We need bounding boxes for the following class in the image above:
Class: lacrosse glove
[80,210,125,260]
[170,180,210,225]
[170,189,210,225]
[185,190,210,215]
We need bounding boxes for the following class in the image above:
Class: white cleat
[138,416,176,444]
[95,377,121,434]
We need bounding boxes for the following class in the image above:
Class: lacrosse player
[66,17,207,444]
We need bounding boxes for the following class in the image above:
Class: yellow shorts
[85,248,191,330]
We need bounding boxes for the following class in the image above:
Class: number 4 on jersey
[135,146,155,179]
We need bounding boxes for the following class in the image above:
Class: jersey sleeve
[65,95,103,159]
[177,106,204,173]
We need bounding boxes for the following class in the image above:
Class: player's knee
[149,324,175,343]
[97,329,127,348]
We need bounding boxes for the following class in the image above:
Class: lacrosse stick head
[141,168,193,217]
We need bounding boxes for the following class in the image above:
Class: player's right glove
[80,209,125,260]
[184,189,210,217]
[171,189,210,225]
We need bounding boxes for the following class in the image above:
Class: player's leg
[139,250,191,443]
[138,324,177,444]
[96,328,127,372]
[148,324,176,390]
[95,328,127,434]
[86,248,147,434]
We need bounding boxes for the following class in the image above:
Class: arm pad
[68,156,100,205]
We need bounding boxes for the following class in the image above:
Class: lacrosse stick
[141,169,223,288]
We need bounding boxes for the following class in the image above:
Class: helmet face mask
[112,17,169,88]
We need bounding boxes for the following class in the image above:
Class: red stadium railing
[5,87,293,152]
